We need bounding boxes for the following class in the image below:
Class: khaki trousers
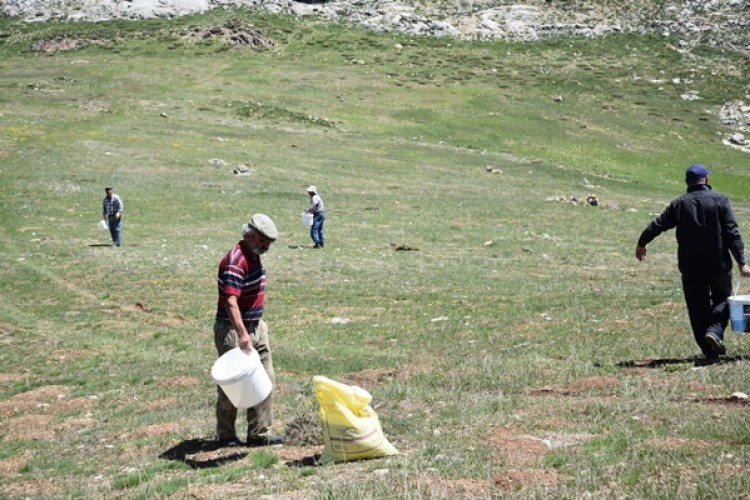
[213,319,275,440]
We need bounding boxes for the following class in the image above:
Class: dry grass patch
[132,422,183,438]
[645,436,714,452]
[3,414,54,441]
[1,478,62,499]
[55,417,96,432]
[143,397,180,411]
[48,348,102,361]
[157,377,200,389]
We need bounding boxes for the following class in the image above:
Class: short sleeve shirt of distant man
[102,193,123,216]
[216,241,266,322]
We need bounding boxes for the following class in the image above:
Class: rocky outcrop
[3,1,749,55]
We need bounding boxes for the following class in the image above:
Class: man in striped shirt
[213,214,283,447]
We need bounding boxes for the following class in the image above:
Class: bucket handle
[733,276,743,298]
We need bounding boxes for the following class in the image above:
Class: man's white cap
[246,213,278,241]
[306,185,317,193]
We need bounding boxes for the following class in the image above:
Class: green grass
[1,7,750,499]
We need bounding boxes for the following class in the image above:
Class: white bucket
[301,212,313,226]
[729,294,750,333]
[98,219,108,230]
[211,348,272,409]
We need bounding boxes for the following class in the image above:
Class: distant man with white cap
[636,164,750,359]
[304,185,326,248]
[213,214,283,447]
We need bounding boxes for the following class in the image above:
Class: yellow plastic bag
[313,375,398,462]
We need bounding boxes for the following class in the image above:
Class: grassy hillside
[1,10,749,499]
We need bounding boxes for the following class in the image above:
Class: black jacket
[638,184,746,276]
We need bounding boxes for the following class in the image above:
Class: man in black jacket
[636,164,750,358]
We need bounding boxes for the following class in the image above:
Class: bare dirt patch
[166,483,254,499]
[132,422,182,438]
[3,414,54,441]
[0,321,23,337]
[1,384,76,417]
[50,396,95,413]
[14,385,72,402]
[539,417,575,429]
[0,373,26,383]
[527,376,621,396]
[1,478,62,499]
[54,417,95,432]
[159,313,191,326]
[419,474,491,498]
[340,367,395,388]
[0,398,37,417]
[718,463,750,479]
[0,450,32,476]
[493,469,558,491]
[488,427,549,466]
[277,445,325,463]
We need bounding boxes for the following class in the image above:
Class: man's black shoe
[705,332,726,356]
[217,436,242,447]
[246,435,284,447]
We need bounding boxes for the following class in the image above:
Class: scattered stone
[232,164,252,175]
[32,37,107,53]
[729,132,746,145]
[729,392,749,401]
[391,243,419,251]
[179,19,274,48]
[680,90,701,100]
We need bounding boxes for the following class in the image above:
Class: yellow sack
[313,375,398,462]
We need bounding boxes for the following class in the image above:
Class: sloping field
[1,9,749,499]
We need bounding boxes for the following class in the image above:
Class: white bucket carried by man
[729,280,750,333]
[729,295,750,333]
[301,212,313,226]
[98,219,108,230]
[211,348,272,409]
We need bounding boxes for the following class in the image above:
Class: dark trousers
[681,271,732,356]
[213,319,275,440]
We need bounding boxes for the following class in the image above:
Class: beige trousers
[213,319,275,440]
